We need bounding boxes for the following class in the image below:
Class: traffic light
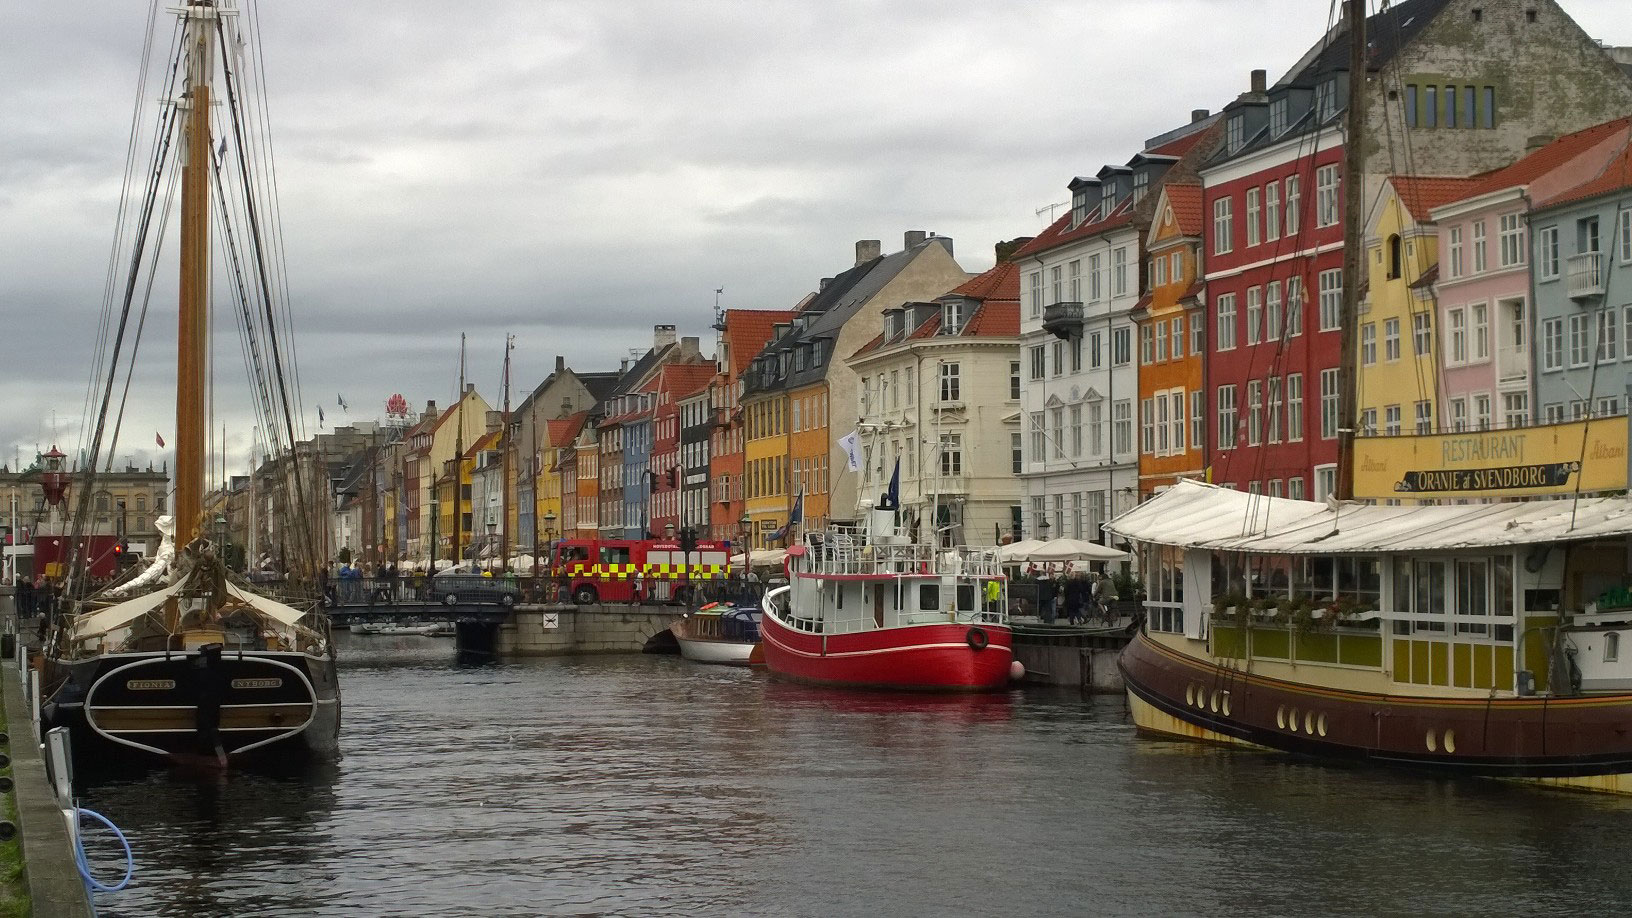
[679,527,698,555]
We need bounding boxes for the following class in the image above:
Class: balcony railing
[1567,252,1604,300]
[1042,301,1085,340]
[1496,345,1529,382]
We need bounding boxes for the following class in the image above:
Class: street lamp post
[737,513,751,582]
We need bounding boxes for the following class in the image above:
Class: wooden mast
[174,1,215,551]
[1336,0,1366,501]
[500,334,513,572]
[453,334,466,566]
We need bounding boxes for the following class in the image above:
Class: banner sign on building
[1353,417,1628,500]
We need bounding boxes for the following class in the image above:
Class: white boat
[671,603,760,666]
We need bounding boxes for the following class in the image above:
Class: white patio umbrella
[998,539,1046,563]
[729,549,787,569]
[1025,538,1129,563]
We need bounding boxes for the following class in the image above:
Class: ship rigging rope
[63,29,190,598]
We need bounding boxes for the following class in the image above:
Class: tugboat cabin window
[957,584,977,611]
[919,584,940,611]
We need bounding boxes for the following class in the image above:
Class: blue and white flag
[838,430,861,472]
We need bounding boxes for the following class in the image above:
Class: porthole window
[1426,730,1438,752]
[1276,705,1286,729]
[1316,714,1328,737]
[1288,707,1299,731]
[1220,692,1232,717]
[1186,685,1196,707]
[1444,730,1457,753]
[1304,712,1314,735]
[1209,693,1220,713]
[1197,689,1209,709]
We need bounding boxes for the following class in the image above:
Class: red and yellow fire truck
[553,537,730,604]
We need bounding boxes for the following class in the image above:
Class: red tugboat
[758,503,1017,691]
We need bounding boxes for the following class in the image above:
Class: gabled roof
[1165,182,1204,237]
[850,261,1020,358]
[1532,126,1632,211]
[463,430,501,460]
[654,363,718,402]
[1146,129,1211,159]
[948,260,1019,302]
[546,412,587,447]
[722,308,799,376]
[1439,116,1632,211]
[1387,175,1488,221]
[1012,201,1136,260]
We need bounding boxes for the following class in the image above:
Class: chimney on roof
[424,400,437,420]
[995,237,1034,264]
[486,410,503,433]
[554,355,566,374]
[819,277,833,292]
[654,324,678,350]
[1526,133,1555,153]
[855,239,881,265]
[464,382,475,395]
[620,357,630,374]
[904,230,928,249]
[1250,69,1266,94]
[680,336,701,359]
[1191,108,1210,123]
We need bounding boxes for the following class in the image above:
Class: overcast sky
[2,0,1628,481]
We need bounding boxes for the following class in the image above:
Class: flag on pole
[338,393,349,412]
[838,430,861,472]
[155,432,165,448]
[769,491,803,541]
[318,406,326,428]
[882,458,900,510]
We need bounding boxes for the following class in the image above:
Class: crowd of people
[1013,564,1120,625]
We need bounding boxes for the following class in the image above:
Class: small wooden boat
[672,602,761,666]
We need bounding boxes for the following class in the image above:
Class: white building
[847,260,1022,546]
[1015,115,1218,542]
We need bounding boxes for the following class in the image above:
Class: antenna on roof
[1035,201,1068,225]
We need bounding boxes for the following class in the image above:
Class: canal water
[78,636,1632,917]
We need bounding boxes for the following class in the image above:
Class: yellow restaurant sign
[1353,417,1629,500]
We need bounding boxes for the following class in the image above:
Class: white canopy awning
[730,549,787,568]
[1024,538,1129,563]
[1106,479,1632,554]
[997,539,1045,562]
[71,581,187,639]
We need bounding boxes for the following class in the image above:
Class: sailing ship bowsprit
[40,0,339,763]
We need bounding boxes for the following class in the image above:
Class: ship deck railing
[798,531,1004,579]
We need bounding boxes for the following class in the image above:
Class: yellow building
[419,386,491,559]
[742,390,790,549]
[1358,176,1481,442]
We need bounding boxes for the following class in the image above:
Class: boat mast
[501,334,513,572]
[454,334,466,566]
[174,0,216,550]
[1336,0,1365,501]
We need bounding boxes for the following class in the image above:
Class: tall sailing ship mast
[39,0,339,764]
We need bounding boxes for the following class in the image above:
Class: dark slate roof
[1208,0,1453,167]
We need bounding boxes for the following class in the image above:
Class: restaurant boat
[39,0,339,764]
[759,503,1017,691]
[1111,480,1632,792]
[671,602,762,666]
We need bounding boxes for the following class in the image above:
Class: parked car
[428,573,520,606]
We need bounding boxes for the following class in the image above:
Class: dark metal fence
[313,575,768,608]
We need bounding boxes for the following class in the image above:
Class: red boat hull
[760,613,1013,691]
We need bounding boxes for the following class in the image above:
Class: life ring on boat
[966,627,989,651]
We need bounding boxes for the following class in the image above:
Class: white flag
[838,430,861,472]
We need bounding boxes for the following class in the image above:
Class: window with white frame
[1447,226,1464,278]
[1155,319,1168,362]
[1474,394,1491,429]
[1415,400,1433,434]
[1090,401,1104,456]
[1011,433,1023,473]
[1217,293,1238,350]
[1502,392,1529,428]
[1537,226,1559,279]
[1141,398,1156,455]
[1071,336,1083,372]
[1541,317,1564,371]
[1247,380,1263,445]
[1113,400,1132,455]
[1153,254,1167,287]
[1598,395,1621,417]
[1450,397,1468,431]
[1316,164,1339,227]
[1089,331,1104,370]
[1318,269,1342,331]
[1314,464,1337,503]
[1320,369,1339,439]
[1264,281,1282,341]
[1266,181,1281,242]
[1029,271,1042,317]
[1268,376,1283,443]
[1169,391,1185,455]
[1599,309,1620,362]
[1413,312,1432,356]
[1287,373,1304,441]
[1569,314,1590,367]
[1286,276,1304,336]
[1052,407,1065,458]
[1285,175,1301,236]
[1385,403,1401,435]
[1384,317,1401,361]
[1359,408,1376,435]
[1621,209,1632,263]
[1471,303,1489,361]
[1010,361,1021,400]
[1289,477,1305,500]
[1361,322,1376,366]
[1089,253,1103,301]
[1472,220,1487,273]
[1172,315,1184,358]
[1112,328,1132,366]
[1029,345,1045,380]
[1113,247,1128,296]
[1448,307,1467,364]
[1216,385,1238,450]
[1246,188,1261,247]
[1140,325,1155,365]
[1052,339,1065,377]
[1155,396,1170,454]
[1050,265,1062,304]
[1499,213,1525,267]
[1170,251,1182,284]
[940,434,962,477]
[1029,412,1045,462]
[939,362,961,401]
[1190,390,1205,450]
[1213,197,1233,255]
[1190,310,1204,355]
[1070,404,1083,457]
[1246,287,1263,345]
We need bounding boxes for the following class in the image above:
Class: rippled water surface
[78,636,1632,917]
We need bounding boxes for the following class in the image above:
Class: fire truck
[553,534,730,604]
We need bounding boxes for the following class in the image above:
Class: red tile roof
[1454,116,1632,202]
[1163,183,1204,237]
[1146,128,1211,158]
[463,430,501,459]
[964,301,1018,336]
[948,260,1020,302]
[655,363,719,401]
[1534,130,1632,210]
[1388,175,1487,221]
[546,411,587,447]
[722,308,798,376]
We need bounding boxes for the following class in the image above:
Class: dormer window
[1226,115,1244,152]
[1269,98,1288,137]
[1101,184,1116,219]
[942,301,964,335]
[1132,171,1149,204]
[1316,79,1337,120]
[1071,189,1090,225]
[794,346,807,371]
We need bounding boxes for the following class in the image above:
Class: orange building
[1135,182,1207,495]
[710,308,797,542]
